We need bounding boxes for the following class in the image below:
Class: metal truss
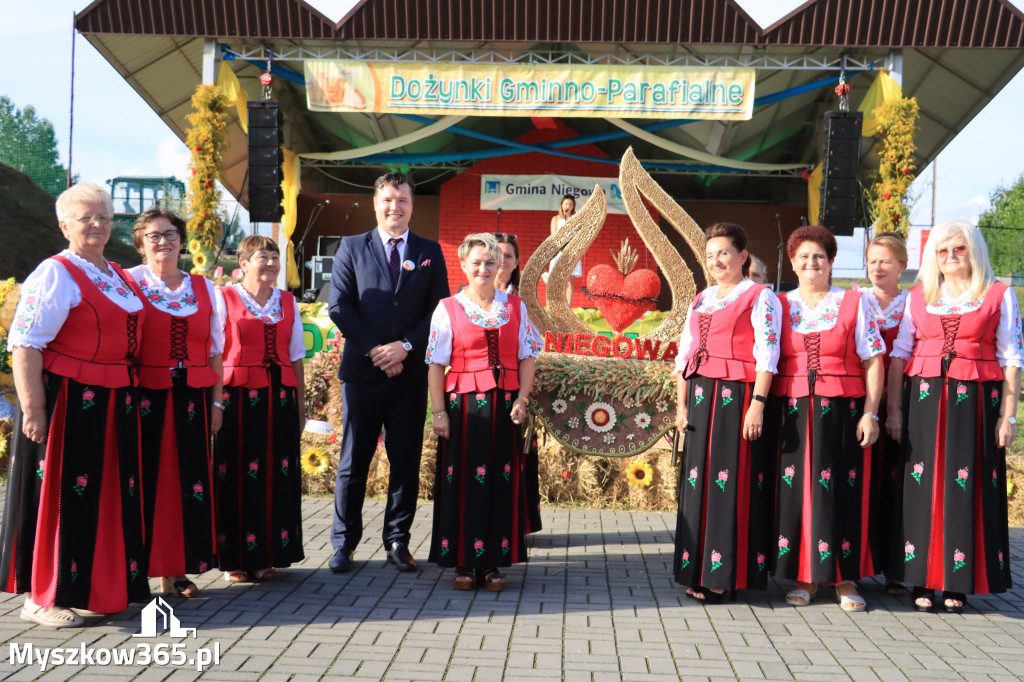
[301,157,806,178]
[221,45,875,71]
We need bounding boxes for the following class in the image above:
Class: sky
[2,0,1024,229]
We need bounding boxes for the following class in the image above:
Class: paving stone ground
[1,495,1022,681]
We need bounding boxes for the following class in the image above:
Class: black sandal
[941,591,967,614]
[687,586,732,604]
[476,568,506,592]
[911,586,935,612]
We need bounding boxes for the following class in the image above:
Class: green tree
[978,173,1024,275]
[0,95,71,195]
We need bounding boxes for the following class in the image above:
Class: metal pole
[931,159,937,227]
[67,13,77,189]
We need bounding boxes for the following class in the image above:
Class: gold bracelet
[514,396,529,406]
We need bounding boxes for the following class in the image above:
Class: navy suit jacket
[328,229,449,384]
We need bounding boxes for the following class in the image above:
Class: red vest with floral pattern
[682,283,766,382]
[442,294,521,393]
[903,281,1005,382]
[773,289,866,397]
[41,255,144,388]
[221,286,297,389]
[132,273,219,389]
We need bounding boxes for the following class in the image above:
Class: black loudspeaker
[318,235,341,257]
[247,101,284,223]
[820,110,863,235]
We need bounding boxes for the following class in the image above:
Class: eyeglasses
[142,230,181,244]
[494,233,517,242]
[73,214,113,226]
[936,245,968,259]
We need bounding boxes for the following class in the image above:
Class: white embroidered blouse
[673,279,782,374]
[213,284,307,362]
[860,288,909,332]
[128,265,224,356]
[424,290,543,366]
[889,285,1024,367]
[783,286,885,362]
[8,250,144,351]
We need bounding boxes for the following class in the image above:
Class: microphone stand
[496,207,502,232]
[295,200,328,293]
[775,213,784,291]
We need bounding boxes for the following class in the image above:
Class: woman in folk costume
[859,232,910,596]
[1,183,149,627]
[771,226,885,612]
[214,235,306,582]
[427,233,542,591]
[126,209,222,598]
[494,230,542,534]
[673,222,781,603]
[886,220,1022,613]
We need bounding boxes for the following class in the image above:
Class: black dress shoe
[328,547,354,573]
[385,541,418,572]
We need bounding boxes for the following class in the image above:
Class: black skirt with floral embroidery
[213,365,305,572]
[429,387,529,569]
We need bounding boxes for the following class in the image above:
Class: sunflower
[625,458,654,488]
[193,251,208,269]
[301,446,330,476]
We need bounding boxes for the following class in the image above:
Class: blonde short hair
[237,234,280,262]
[866,231,908,265]
[457,233,501,263]
[917,220,994,304]
[55,183,113,222]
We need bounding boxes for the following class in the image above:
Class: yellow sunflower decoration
[301,446,330,476]
[625,458,654,488]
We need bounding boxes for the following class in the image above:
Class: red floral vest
[682,283,765,382]
[442,294,521,393]
[132,273,219,389]
[773,289,866,397]
[221,286,298,389]
[903,281,1006,382]
[42,255,144,388]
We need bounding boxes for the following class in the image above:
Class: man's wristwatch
[400,339,413,352]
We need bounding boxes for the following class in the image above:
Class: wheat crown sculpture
[520,147,713,345]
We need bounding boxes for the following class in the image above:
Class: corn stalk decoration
[185,85,230,275]
[868,97,919,236]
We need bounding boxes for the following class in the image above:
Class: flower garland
[185,85,230,275]
[868,97,919,235]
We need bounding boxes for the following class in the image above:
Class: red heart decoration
[585,264,661,333]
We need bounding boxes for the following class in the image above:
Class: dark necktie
[388,237,402,288]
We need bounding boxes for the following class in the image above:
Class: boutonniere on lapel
[420,259,431,267]
[402,260,415,271]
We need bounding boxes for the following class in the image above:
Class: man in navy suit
[328,173,449,573]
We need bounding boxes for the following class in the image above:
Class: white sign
[480,174,626,214]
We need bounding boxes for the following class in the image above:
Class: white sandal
[836,582,866,612]
[785,584,819,606]
[20,599,85,628]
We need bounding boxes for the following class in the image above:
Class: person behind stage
[548,194,583,306]
[860,232,910,596]
[328,172,449,574]
[214,235,305,582]
[886,220,1021,613]
[748,255,768,285]
[0,183,149,627]
[770,225,885,612]
[494,231,542,534]
[673,223,781,603]
[127,209,222,598]
[426,233,542,591]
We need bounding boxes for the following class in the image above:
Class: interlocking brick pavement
[0,493,1022,680]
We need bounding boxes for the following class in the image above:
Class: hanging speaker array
[247,101,284,223]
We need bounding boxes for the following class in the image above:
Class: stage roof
[74,0,1024,206]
